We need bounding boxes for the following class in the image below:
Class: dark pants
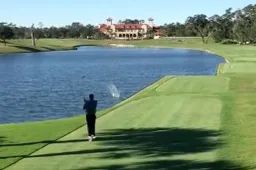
[86,114,96,136]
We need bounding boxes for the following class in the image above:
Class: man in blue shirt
[83,94,97,141]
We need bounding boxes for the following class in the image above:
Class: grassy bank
[0,39,119,54]
[1,38,208,54]
[1,39,256,170]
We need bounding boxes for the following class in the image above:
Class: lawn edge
[1,76,170,170]
[0,41,230,170]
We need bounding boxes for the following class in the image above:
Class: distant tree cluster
[0,22,107,46]
[118,19,145,24]
[164,4,256,44]
[0,3,255,44]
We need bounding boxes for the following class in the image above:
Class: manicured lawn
[219,75,256,169]
[156,76,230,94]
[1,39,256,169]
[2,76,226,170]
[0,116,85,169]
[0,74,252,170]
[220,63,256,74]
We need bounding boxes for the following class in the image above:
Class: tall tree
[30,24,36,46]
[185,14,212,43]
[233,5,256,43]
[0,24,14,46]
[211,8,236,42]
[121,19,141,24]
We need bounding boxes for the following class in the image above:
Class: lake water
[0,46,224,124]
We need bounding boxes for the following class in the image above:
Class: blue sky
[1,0,255,27]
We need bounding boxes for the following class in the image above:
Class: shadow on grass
[41,46,56,51]
[94,128,222,158]
[0,136,6,144]
[1,128,222,159]
[11,45,42,52]
[0,148,120,159]
[72,160,247,170]
[41,46,75,51]
[0,41,11,45]
[0,128,247,169]
[0,138,88,147]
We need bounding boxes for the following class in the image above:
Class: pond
[0,46,224,124]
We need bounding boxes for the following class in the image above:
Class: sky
[1,0,255,27]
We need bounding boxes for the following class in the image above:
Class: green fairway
[2,76,225,170]
[156,76,230,94]
[0,116,85,169]
[1,40,256,169]
[220,63,256,74]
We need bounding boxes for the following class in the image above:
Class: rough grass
[1,39,256,169]
[219,75,256,169]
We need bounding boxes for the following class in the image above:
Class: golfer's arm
[83,103,87,110]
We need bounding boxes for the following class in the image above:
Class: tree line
[0,3,255,45]
[164,4,256,44]
[0,22,108,45]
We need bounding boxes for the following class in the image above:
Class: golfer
[83,94,97,141]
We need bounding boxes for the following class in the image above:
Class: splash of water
[107,84,120,98]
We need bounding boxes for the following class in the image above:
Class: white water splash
[107,84,120,98]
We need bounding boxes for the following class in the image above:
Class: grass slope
[0,116,85,169]
[3,76,227,170]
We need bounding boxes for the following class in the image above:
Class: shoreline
[0,43,226,125]
[0,41,243,169]
[0,42,230,63]
[0,46,77,55]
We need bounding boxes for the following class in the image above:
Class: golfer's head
[89,94,94,100]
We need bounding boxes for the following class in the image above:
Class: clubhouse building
[97,18,163,40]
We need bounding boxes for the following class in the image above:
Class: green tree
[185,14,213,43]
[0,24,14,46]
[13,26,26,41]
[233,5,256,43]
[59,27,69,38]
[211,8,236,42]
[120,19,142,24]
